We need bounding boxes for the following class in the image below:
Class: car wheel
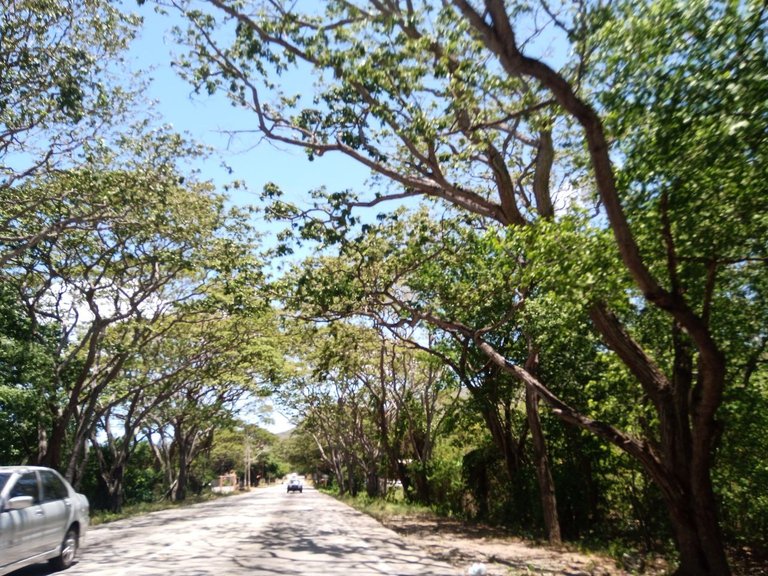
[299,488,302,493]
[49,527,78,571]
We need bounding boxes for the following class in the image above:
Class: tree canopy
[2,1,766,575]
[165,1,767,574]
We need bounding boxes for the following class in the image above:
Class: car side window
[10,472,40,503]
[40,470,69,502]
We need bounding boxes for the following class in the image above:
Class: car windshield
[0,473,10,492]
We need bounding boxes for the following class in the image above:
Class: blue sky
[124,3,574,434]
[130,4,371,210]
[129,5,370,433]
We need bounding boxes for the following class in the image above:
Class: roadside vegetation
[90,491,235,527]
[327,487,436,525]
[1,1,766,575]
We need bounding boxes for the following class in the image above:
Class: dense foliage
[0,0,281,512]
[165,1,767,574]
[1,1,766,575]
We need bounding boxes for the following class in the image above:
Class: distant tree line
[1,2,766,576]
[167,1,768,575]
[0,0,283,512]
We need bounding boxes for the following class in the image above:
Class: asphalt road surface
[12,483,461,576]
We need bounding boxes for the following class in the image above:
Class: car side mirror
[6,496,35,511]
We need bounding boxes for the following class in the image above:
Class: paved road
[13,484,461,576]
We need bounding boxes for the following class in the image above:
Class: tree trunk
[411,464,431,504]
[396,460,412,498]
[526,387,561,545]
[591,305,730,576]
[347,462,357,497]
[366,469,380,497]
[40,412,68,469]
[334,456,346,494]
[524,345,562,545]
[175,454,188,501]
[659,373,730,576]
[462,448,491,520]
[451,4,731,573]
[646,458,728,576]
[476,333,731,576]
[106,466,125,513]
[472,386,523,482]
[175,424,188,502]
[36,423,49,466]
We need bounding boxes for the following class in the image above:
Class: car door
[1,472,47,566]
[0,498,19,571]
[0,473,21,571]
[38,469,71,553]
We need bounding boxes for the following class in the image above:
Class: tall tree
[142,305,281,501]
[90,305,272,511]
[170,1,767,573]
[280,211,569,539]
[0,278,59,463]
[3,129,260,481]
[0,0,143,265]
[277,319,456,499]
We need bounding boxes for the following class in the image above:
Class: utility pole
[244,443,251,489]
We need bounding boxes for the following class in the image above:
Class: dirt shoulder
[378,514,668,576]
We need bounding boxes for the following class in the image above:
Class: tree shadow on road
[232,504,459,575]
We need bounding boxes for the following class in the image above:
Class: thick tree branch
[452,0,726,434]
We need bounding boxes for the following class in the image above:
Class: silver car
[0,466,89,575]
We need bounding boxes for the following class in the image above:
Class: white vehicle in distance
[0,466,89,575]
[287,477,303,493]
